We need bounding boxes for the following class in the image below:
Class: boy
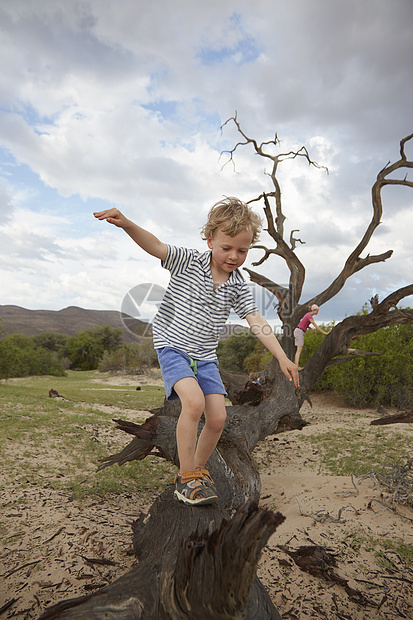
[94,198,299,506]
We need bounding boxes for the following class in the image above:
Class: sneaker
[174,471,218,506]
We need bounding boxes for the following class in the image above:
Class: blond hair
[201,197,262,244]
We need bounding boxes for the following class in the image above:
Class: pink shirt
[297,312,313,332]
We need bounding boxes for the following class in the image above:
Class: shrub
[65,325,123,371]
[32,332,68,354]
[98,340,158,373]
[216,331,257,372]
[0,334,66,379]
[308,322,413,409]
[243,339,272,374]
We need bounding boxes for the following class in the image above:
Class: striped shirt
[152,245,258,360]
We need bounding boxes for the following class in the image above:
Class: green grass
[0,369,165,409]
[380,539,413,567]
[3,372,412,505]
[0,370,174,500]
[342,530,413,568]
[301,427,413,476]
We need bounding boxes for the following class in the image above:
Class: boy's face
[207,228,253,275]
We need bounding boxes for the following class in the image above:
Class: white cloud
[0,0,412,320]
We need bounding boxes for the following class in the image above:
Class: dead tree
[39,496,284,620]
[39,127,413,618]
[39,396,294,619]
[221,115,413,391]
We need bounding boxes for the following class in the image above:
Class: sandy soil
[256,393,413,619]
[1,377,412,619]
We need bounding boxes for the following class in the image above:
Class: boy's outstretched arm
[246,311,299,388]
[94,208,168,261]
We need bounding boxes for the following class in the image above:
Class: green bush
[217,331,259,372]
[98,340,158,373]
[0,325,125,377]
[32,332,68,354]
[307,322,413,409]
[65,325,123,371]
[243,339,272,374]
[0,334,66,379]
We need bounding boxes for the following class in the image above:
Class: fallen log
[38,497,284,619]
[370,411,413,425]
[39,368,306,618]
[278,545,375,607]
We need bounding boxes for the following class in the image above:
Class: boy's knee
[181,393,205,418]
[207,409,227,433]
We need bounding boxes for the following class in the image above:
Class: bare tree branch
[290,230,306,251]
[221,117,413,362]
[243,267,288,306]
[371,284,413,316]
[249,245,281,267]
[221,113,327,242]
[293,134,413,323]
[262,193,306,312]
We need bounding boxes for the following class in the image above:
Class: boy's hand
[94,208,129,228]
[279,358,300,388]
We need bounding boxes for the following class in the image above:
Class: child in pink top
[293,304,331,369]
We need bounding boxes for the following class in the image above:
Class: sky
[0,0,412,331]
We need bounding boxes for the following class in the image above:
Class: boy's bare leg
[194,393,227,469]
[174,377,205,473]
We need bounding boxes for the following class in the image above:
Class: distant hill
[0,305,146,343]
[0,305,247,344]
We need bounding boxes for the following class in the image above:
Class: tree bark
[39,367,307,619]
[39,497,284,619]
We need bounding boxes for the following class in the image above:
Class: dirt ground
[1,377,412,619]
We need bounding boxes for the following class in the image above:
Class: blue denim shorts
[156,347,227,401]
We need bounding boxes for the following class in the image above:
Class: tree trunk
[38,368,307,619]
[94,367,307,508]
[39,498,284,620]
